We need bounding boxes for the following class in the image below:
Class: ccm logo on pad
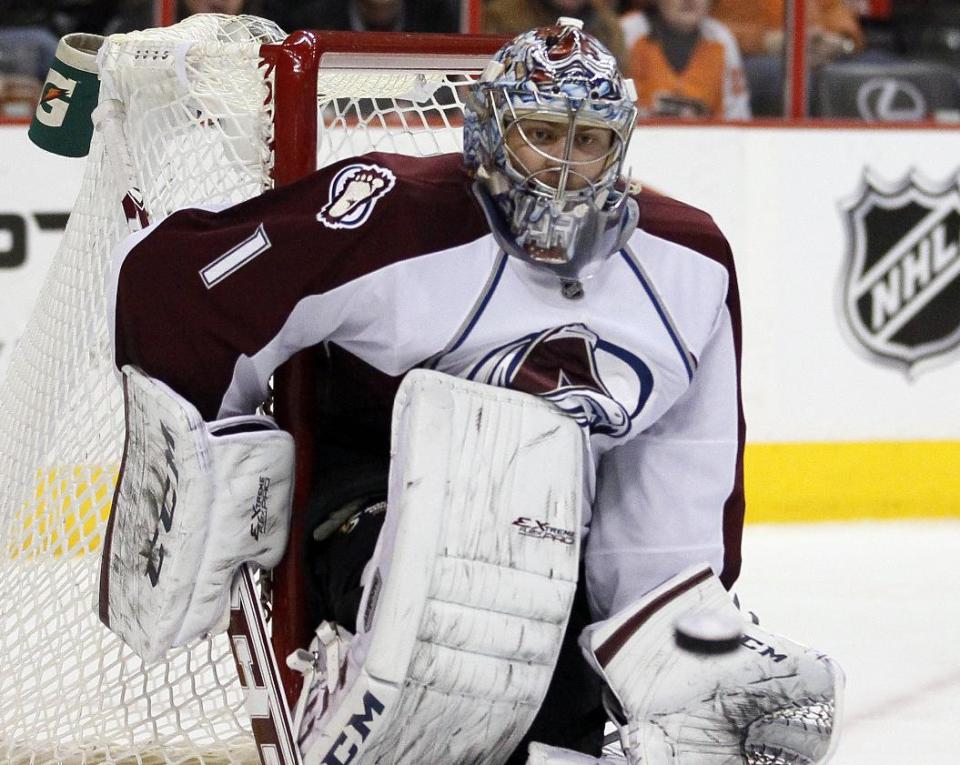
[320,690,386,765]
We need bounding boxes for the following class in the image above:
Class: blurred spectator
[621,0,750,119]
[5,1,122,38]
[182,0,247,14]
[274,0,460,34]
[713,0,863,60]
[483,0,628,68]
[711,0,865,115]
[104,0,263,34]
[0,26,59,80]
[891,0,960,67]
[0,24,58,120]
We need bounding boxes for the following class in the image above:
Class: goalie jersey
[108,151,746,618]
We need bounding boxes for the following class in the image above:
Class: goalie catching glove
[576,565,844,765]
[98,366,295,662]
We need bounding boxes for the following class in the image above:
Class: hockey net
[0,15,499,764]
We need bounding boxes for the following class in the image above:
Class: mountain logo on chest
[468,323,653,438]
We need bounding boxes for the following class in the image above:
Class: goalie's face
[504,115,617,192]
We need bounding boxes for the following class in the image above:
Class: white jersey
[109,152,746,618]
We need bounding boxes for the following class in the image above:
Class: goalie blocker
[98,366,295,662]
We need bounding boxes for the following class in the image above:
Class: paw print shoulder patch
[316,162,397,230]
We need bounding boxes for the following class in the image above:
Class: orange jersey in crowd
[711,0,865,55]
[622,13,751,120]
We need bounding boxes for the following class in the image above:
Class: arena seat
[814,59,960,121]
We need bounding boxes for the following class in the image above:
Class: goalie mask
[464,18,639,278]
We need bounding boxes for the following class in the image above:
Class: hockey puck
[674,610,743,654]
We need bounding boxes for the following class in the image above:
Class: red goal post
[262,27,508,707]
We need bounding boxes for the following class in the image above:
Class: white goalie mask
[464,18,639,277]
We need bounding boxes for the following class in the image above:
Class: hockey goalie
[99,16,843,765]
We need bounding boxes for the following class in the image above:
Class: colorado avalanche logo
[469,324,653,438]
[317,163,396,230]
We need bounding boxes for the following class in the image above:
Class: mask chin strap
[472,181,639,281]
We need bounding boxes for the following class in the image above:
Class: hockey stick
[229,566,304,765]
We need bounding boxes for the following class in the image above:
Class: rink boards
[1,123,958,522]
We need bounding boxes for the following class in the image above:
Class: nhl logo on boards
[840,171,960,373]
[317,162,396,230]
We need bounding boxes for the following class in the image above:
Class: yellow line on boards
[7,465,118,559]
[7,443,958,559]
[745,441,960,523]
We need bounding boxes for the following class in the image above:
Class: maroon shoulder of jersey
[632,187,740,347]
[300,151,490,285]
[113,152,490,420]
[633,188,746,591]
[213,151,491,289]
[633,189,733,271]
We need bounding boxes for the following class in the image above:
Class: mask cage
[487,86,637,211]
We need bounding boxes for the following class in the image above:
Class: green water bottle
[28,33,104,158]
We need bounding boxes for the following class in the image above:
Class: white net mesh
[0,14,489,764]
[316,69,473,162]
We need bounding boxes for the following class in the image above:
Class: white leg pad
[99,366,295,662]
[295,369,585,765]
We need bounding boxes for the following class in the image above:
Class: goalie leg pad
[579,565,844,765]
[98,365,295,662]
[294,369,585,765]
